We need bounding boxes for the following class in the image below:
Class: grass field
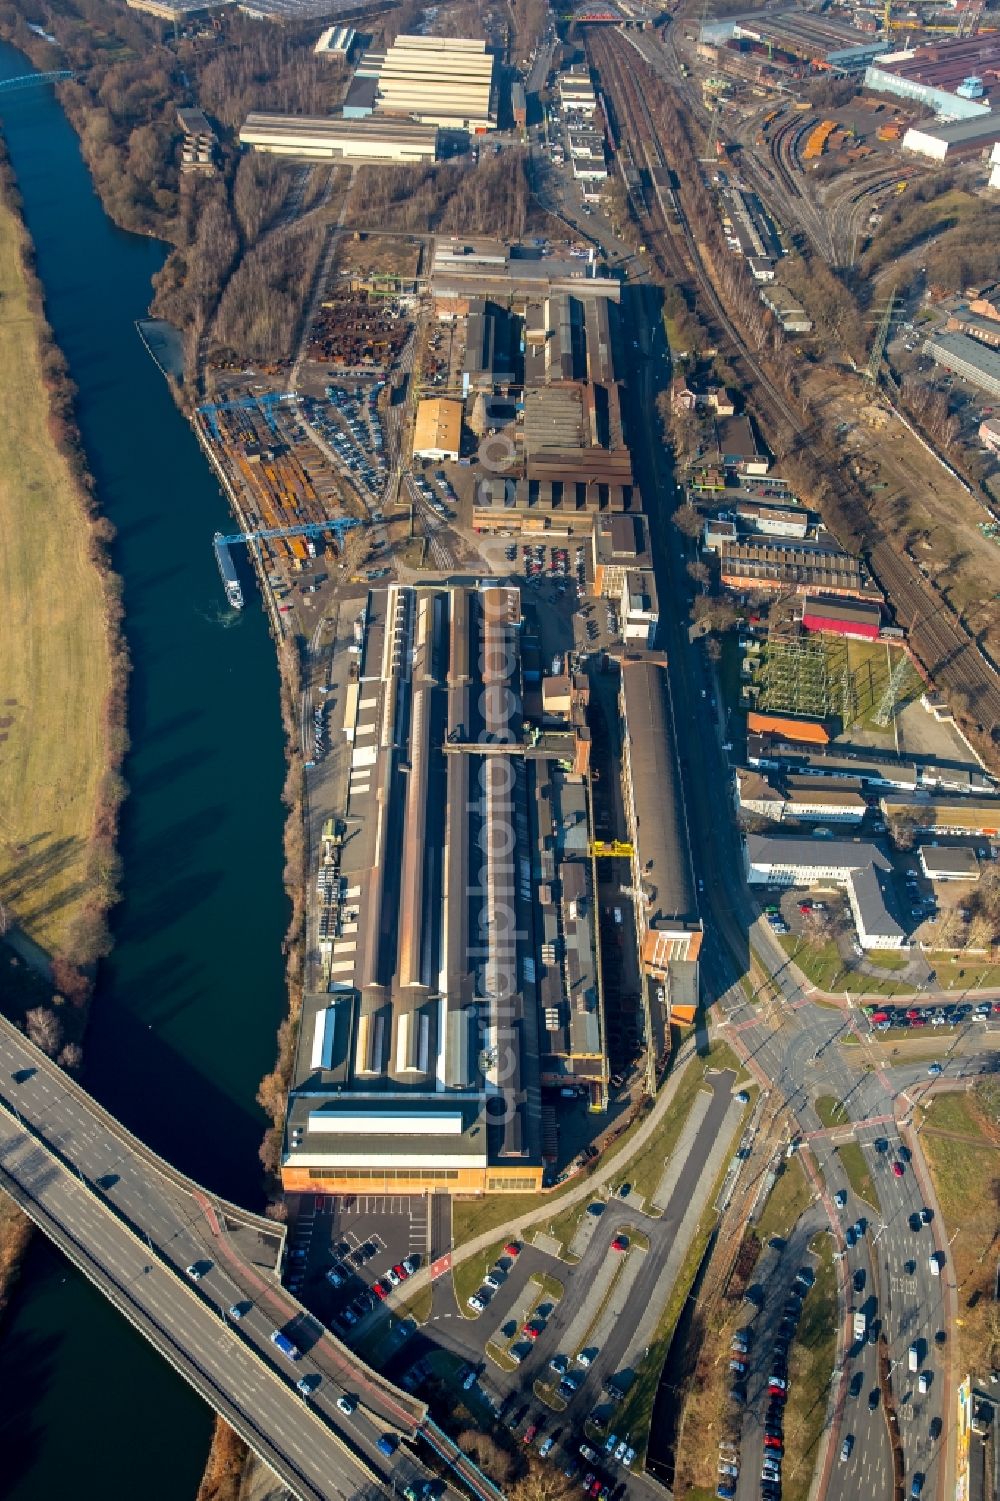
[755,1155,814,1242]
[919,1084,999,1379]
[0,193,110,956]
[835,1142,881,1213]
[815,1095,850,1130]
[866,949,909,971]
[923,952,1000,990]
[779,938,913,997]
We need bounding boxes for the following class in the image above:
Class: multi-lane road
[0,1013,499,1501]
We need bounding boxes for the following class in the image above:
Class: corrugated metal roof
[621,660,697,924]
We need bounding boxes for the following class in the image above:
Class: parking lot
[301,382,388,501]
[283,1194,429,1336]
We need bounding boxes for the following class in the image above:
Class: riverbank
[0,157,125,968]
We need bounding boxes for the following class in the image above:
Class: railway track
[586,28,1000,745]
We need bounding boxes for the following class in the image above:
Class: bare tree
[673,505,704,540]
[25,1007,63,1058]
[57,1042,84,1072]
[887,809,921,852]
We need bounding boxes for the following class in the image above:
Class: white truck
[853,1310,867,1342]
[908,1343,919,1373]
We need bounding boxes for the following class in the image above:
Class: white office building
[745,834,907,950]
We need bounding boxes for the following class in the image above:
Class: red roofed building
[801,593,881,641]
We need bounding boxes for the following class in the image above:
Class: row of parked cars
[326,1248,420,1333]
[864,999,998,1030]
[721,1265,815,1500]
[467,1241,520,1314]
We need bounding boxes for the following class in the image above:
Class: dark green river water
[0,45,289,1499]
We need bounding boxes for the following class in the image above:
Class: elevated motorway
[0,1013,498,1501]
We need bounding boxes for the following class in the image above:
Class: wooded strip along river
[0,44,289,1498]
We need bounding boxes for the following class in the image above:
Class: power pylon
[874,652,910,727]
[865,285,897,386]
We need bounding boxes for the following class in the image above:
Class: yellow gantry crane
[590,840,634,858]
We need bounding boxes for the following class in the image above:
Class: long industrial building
[238,114,439,164]
[282,583,608,1197]
[902,110,1000,160]
[865,37,1000,119]
[922,331,1000,398]
[619,659,702,1022]
[373,35,496,132]
[700,10,888,70]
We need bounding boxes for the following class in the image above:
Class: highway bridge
[0,1013,499,1501]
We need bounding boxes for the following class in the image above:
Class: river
[0,45,289,1498]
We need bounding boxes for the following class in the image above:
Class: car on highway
[854,1269,866,1292]
[228,1301,250,1320]
[376,1435,398,1459]
[296,1374,321,1397]
[927,1063,942,1077]
[840,1436,854,1462]
[892,1162,905,1177]
[186,1262,209,1281]
[834,1189,847,1208]
[869,1388,881,1411]
[911,1475,924,1498]
[336,1394,357,1416]
[929,1251,944,1275]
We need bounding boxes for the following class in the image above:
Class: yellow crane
[590,840,634,858]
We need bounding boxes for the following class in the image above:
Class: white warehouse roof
[239,113,439,163]
[375,34,496,130]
